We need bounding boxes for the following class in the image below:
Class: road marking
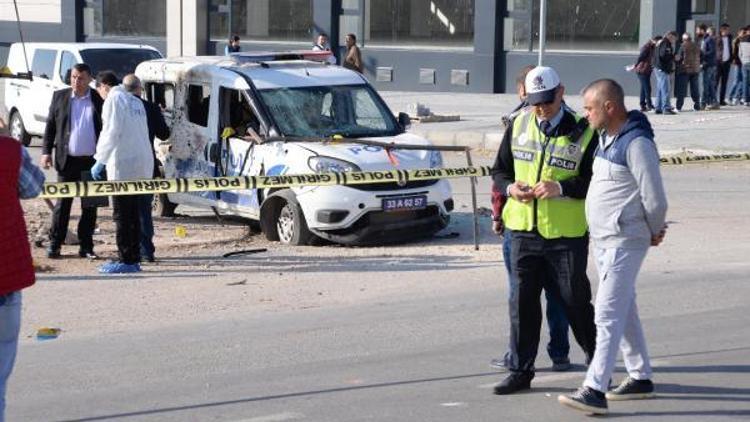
[231,412,305,422]
[440,402,467,407]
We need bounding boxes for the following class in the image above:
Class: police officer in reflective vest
[490,66,598,395]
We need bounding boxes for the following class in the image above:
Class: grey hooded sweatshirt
[585,111,668,249]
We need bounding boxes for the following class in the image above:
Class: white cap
[525,66,561,105]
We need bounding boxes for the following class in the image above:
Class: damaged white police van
[135,51,453,245]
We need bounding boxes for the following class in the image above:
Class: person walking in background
[675,33,701,112]
[559,79,667,415]
[41,63,103,260]
[729,26,747,105]
[343,33,363,73]
[717,23,733,106]
[699,25,720,110]
[491,65,572,373]
[634,36,658,112]
[91,75,154,274]
[224,35,241,55]
[0,134,45,422]
[653,32,678,115]
[490,66,597,395]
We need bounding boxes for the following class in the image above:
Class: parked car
[4,42,162,145]
[135,51,453,246]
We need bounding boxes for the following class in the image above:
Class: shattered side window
[186,84,211,127]
[258,84,397,138]
[147,83,175,113]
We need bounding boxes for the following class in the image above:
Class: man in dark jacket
[717,23,733,105]
[654,31,678,114]
[634,37,659,111]
[699,25,720,109]
[41,63,103,259]
[133,80,170,262]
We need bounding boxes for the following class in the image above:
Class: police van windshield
[258,84,399,138]
[80,48,162,80]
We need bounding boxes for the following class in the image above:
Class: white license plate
[382,195,427,212]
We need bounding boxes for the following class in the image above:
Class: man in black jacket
[41,63,103,259]
[654,31,678,115]
[133,78,170,262]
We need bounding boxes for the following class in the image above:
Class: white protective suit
[94,86,154,181]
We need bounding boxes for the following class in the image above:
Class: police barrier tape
[660,152,750,165]
[39,152,750,199]
[40,166,493,199]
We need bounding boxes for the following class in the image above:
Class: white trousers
[584,247,652,393]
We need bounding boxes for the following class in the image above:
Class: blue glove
[90,161,106,181]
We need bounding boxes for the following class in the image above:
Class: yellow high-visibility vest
[502,110,595,239]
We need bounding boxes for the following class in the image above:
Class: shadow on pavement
[58,371,501,422]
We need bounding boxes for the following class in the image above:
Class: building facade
[2,0,749,94]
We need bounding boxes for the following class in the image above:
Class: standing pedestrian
[491,65,572,373]
[737,27,750,108]
[654,31,678,115]
[343,33,363,73]
[728,26,747,105]
[312,33,337,65]
[717,23,733,106]
[225,35,241,55]
[132,79,170,263]
[675,33,701,111]
[41,63,103,259]
[91,74,154,273]
[490,66,598,395]
[633,36,659,112]
[558,79,667,415]
[699,25,720,110]
[0,135,45,421]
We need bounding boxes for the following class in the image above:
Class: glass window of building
[209,0,313,42]
[365,0,474,48]
[506,0,640,52]
[83,0,166,37]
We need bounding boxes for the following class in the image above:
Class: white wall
[0,0,61,23]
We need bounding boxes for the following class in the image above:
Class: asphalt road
[7,151,750,421]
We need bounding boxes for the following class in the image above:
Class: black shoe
[654,110,663,115]
[489,356,508,370]
[46,246,61,259]
[558,387,608,415]
[640,106,648,112]
[720,101,728,106]
[551,357,571,372]
[606,377,655,400]
[493,372,533,395]
[78,249,99,260]
[142,254,155,263]
[663,108,677,115]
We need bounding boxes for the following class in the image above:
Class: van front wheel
[275,195,313,246]
[10,112,31,146]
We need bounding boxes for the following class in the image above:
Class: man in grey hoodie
[558,79,668,415]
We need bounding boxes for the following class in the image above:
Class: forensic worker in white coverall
[91,74,154,274]
[559,79,668,415]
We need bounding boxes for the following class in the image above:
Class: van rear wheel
[9,112,31,146]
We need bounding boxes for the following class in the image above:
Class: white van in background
[4,42,161,145]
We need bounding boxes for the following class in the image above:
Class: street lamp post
[538,0,547,66]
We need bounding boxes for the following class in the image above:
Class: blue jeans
[702,65,718,107]
[138,194,155,259]
[654,69,672,112]
[0,291,21,422]
[637,73,653,108]
[728,64,744,101]
[503,230,570,363]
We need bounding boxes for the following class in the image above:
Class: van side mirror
[397,112,411,129]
